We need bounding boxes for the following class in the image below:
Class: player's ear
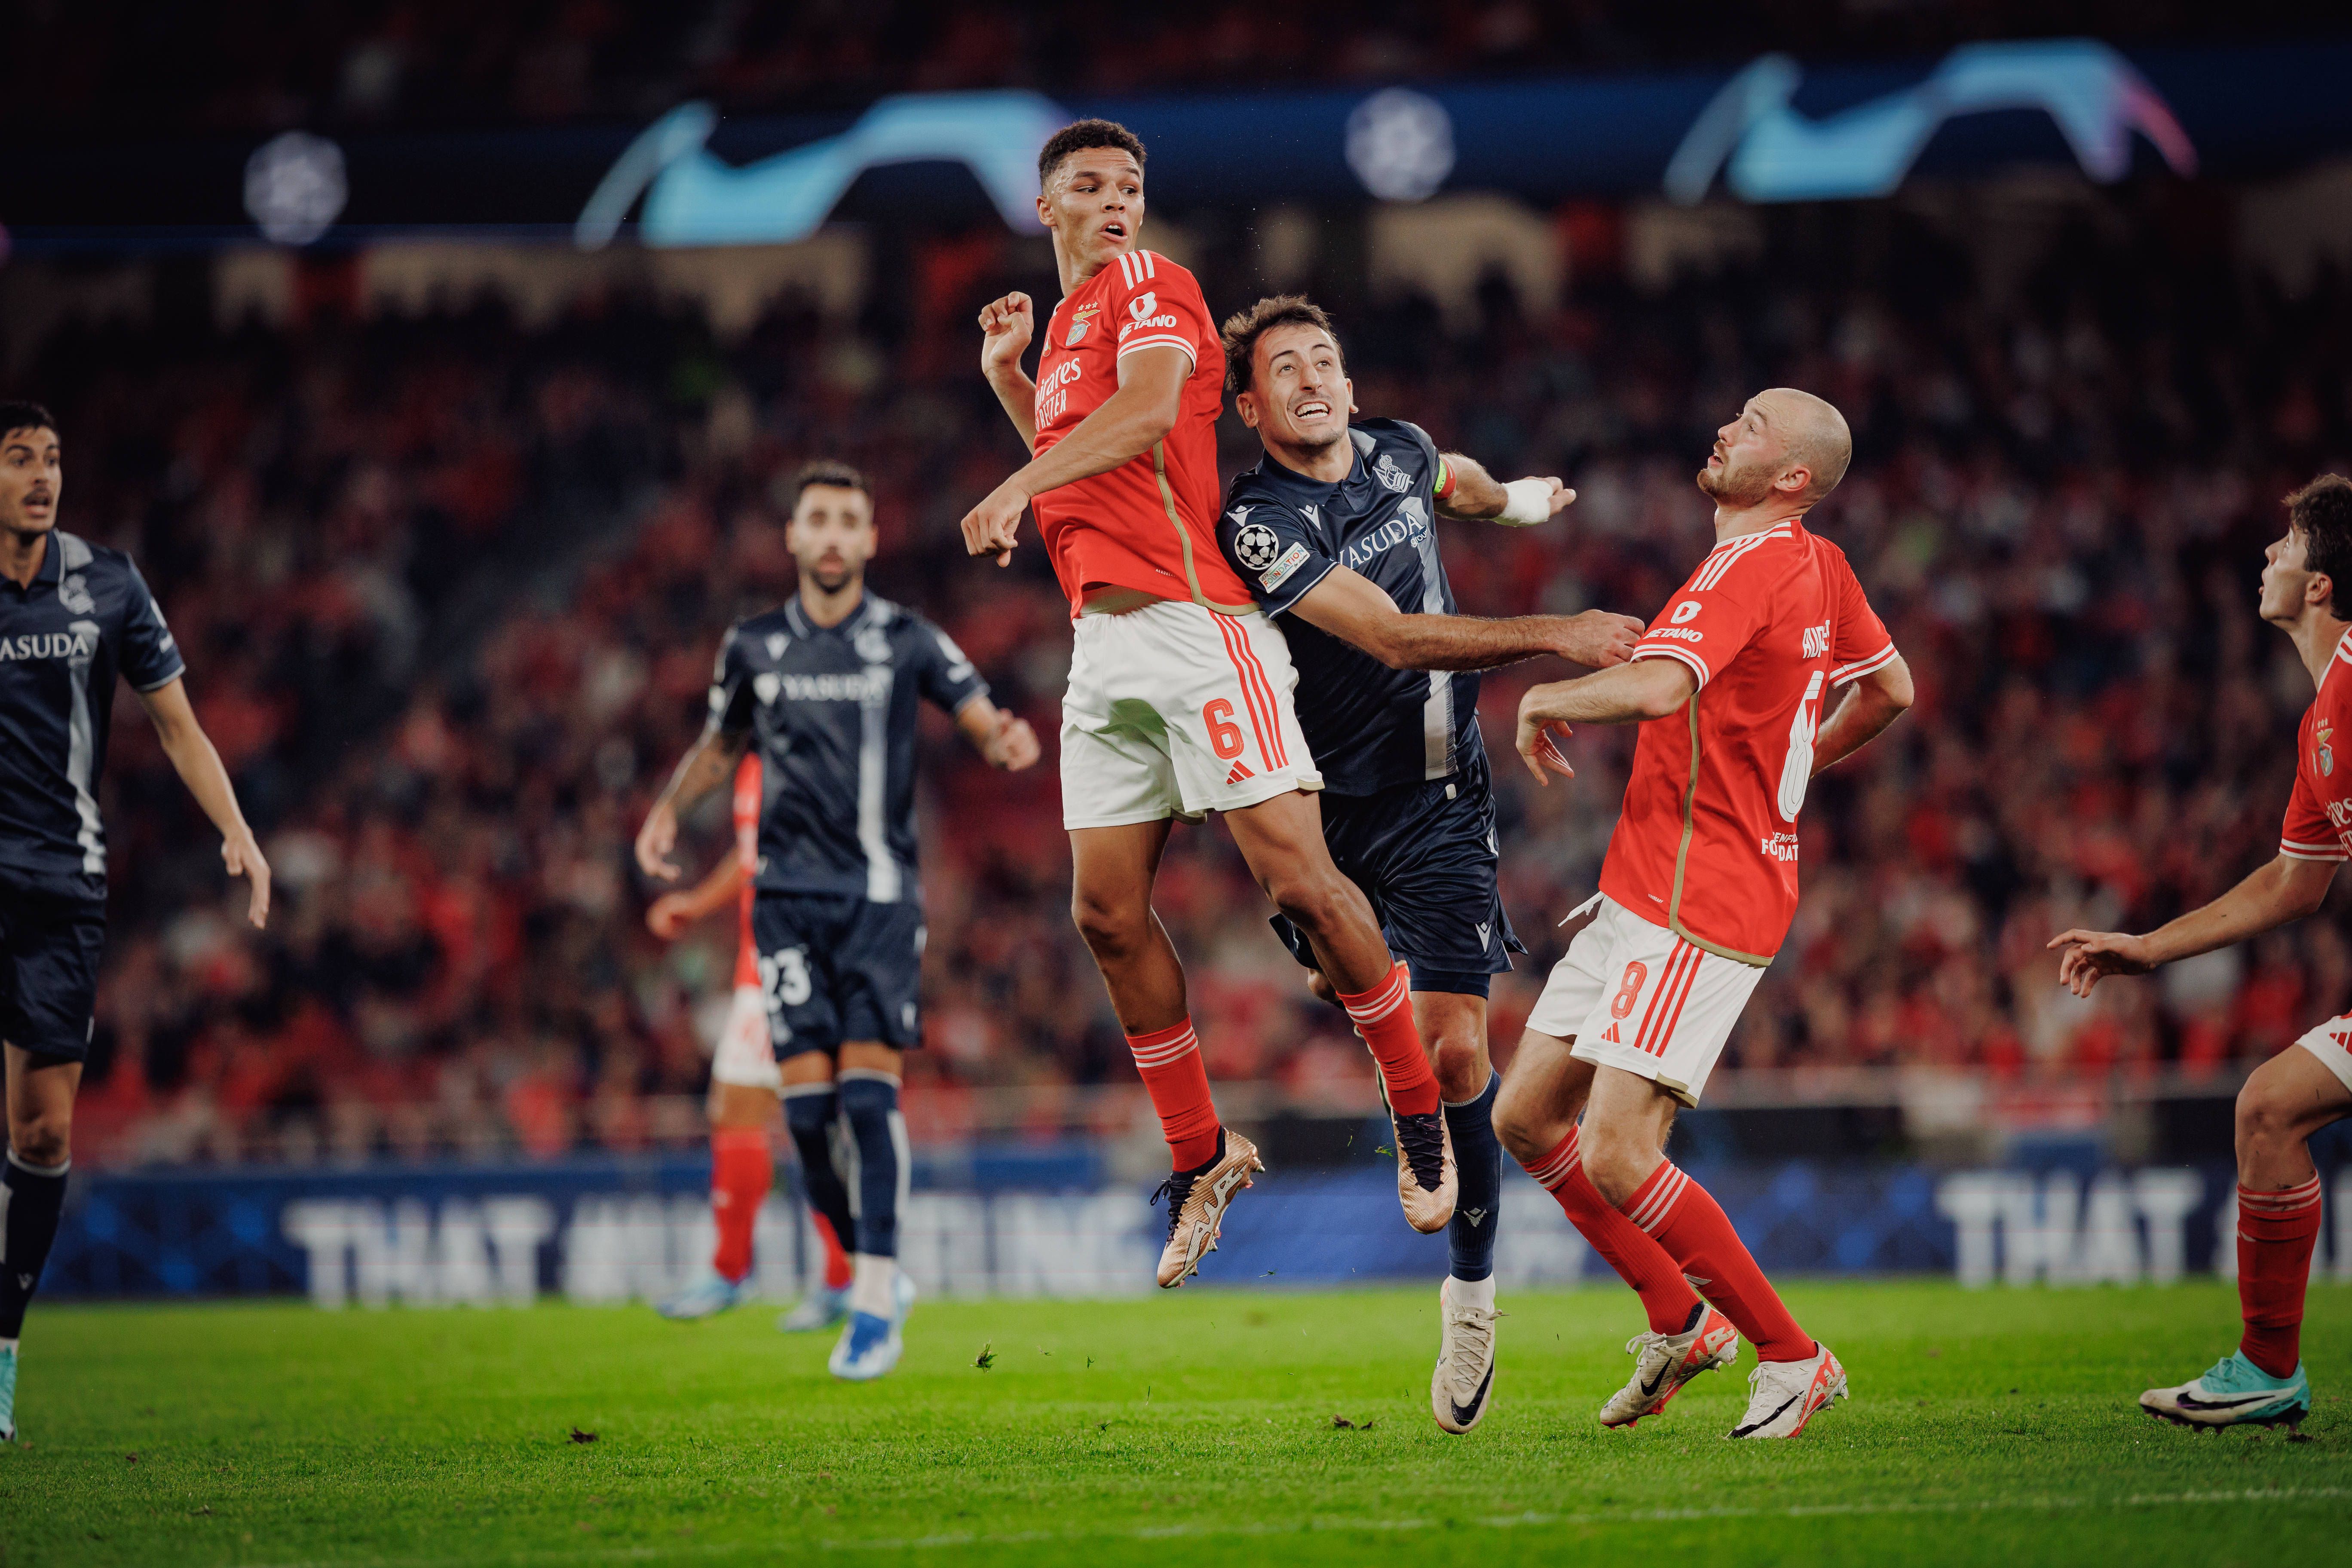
[1034,191,1054,227]
[2309,572,2334,612]
[1235,390,1260,429]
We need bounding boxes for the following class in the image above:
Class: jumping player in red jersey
[2051,475,2352,1434]
[965,119,1460,1286]
[1492,389,1914,1438]
[647,753,855,1328]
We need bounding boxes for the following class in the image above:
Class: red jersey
[2279,630,2352,866]
[732,751,760,989]
[1029,248,1254,616]
[1598,521,1896,964]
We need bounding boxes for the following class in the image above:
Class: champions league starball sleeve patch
[1233,521,1282,572]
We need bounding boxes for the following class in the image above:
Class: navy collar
[1,530,62,596]
[1253,436,1363,499]
[786,589,869,639]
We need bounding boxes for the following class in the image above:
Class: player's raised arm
[1809,653,1915,776]
[135,677,271,929]
[1433,450,1574,527]
[1513,659,1698,784]
[960,344,1188,566]
[636,726,749,882]
[1288,565,1641,672]
[646,851,744,940]
[977,291,1039,453]
[2049,854,2338,998]
[953,695,1041,771]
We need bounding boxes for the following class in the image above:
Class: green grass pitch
[3,1280,2347,1566]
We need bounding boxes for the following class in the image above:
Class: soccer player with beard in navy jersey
[1213,300,1645,1433]
[636,460,1038,1381]
[0,403,273,1442]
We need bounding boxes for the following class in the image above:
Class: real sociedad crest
[1374,454,1410,493]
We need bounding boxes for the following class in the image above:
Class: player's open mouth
[1101,221,1127,241]
[1293,400,1331,420]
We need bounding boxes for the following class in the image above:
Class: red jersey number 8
[1204,699,1244,760]
[1609,961,1648,1020]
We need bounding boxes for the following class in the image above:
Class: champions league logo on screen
[1663,39,2196,205]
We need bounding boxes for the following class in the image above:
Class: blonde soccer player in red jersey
[1493,389,1914,1438]
[647,753,855,1328]
[2052,476,2352,1434]
[963,119,1458,1287]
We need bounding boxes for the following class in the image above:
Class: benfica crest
[2320,720,2336,777]
[1066,303,1100,347]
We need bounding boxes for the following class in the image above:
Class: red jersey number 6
[1204,699,1244,760]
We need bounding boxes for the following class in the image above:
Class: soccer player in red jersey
[964,120,1460,1286]
[1493,389,1914,1438]
[646,753,855,1327]
[2051,475,2352,1433]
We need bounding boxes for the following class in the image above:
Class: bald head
[1698,388,1853,513]
[1758,388,1851,505]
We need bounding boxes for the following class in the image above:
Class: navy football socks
[1,1152,69,1340]
[836,1071,905,1260]
[1442,1075,1502,1283]
[782,1086,858,1268]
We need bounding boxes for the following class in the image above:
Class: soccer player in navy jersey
[1213,298,1644,1432]
[635,460,1038,1380]
[0,403,272,1442]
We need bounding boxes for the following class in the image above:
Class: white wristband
[1497,478,1555,526]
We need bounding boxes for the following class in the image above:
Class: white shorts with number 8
[1527,894,1769,1108]
[1059,598,1323,830]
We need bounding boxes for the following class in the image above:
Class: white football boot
[1599,1304,1740,1428]
[1431,1276,1501,1433]
[1727,1340,1847,1439]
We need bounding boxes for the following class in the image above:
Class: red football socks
[811,1210,853,1291]
[1127,1018,1223,1170]
[2238,1176,2324,1378]
[709,1126,773,1285]
[1624,1158,1813,1363]
[1338,962,1441,1117]
[1524,1127,1701,1334]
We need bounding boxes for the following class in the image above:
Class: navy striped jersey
[0,530,184,898]
[707,592,987,901]
[1215,419,1484,796]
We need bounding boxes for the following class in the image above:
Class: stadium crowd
[21,190,2352,1164]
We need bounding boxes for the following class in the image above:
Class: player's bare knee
[2234,1073,2301,1160]
[1489,1071,1550,1162]
[1579,1125,1653,1208]
[9,1111,70,1168]
[1432,1035,1486,1102]
[1070,889,1147,961]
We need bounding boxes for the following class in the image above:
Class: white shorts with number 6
[1527,894,1768,1108]
[711,983,783,1091]
[1060,598,1323,830]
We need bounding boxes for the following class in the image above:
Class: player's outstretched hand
[978,292,1034,378]
[984,713,1041,771]
[960,481,1027,566]
[1515,692,1575,786]
[224,829,271,929]
[646,891,695,940]
[1534,477,1577,519]
[2046,929,2156,996]
[1555,610,1645,668]
[1496,476,1576,526]
[636,800,683,882]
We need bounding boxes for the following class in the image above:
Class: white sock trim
[4,1152,68,1178]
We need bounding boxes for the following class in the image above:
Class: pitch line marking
[233,1486,2352,1565]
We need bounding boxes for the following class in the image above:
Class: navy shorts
[0,879,106,1063]
[1272,750,1525,998]
[750,891,926,1057]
